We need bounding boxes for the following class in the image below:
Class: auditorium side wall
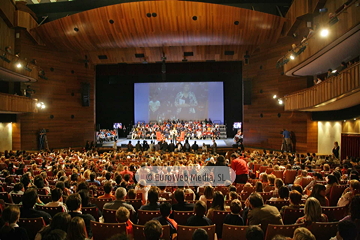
[14,29,95,150]
[242,36,317,153]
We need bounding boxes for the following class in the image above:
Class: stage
[101,138,236,148]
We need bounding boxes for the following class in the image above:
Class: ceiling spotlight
[354,118,357,120]
[16,62,22,68]
[278,99,283,105]
[290,55,295,60]
[344,120,346,122]
[320,29,329,37]
[273,95,277,99]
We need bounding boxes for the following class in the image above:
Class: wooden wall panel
[0,17,15,51]
[12,122,21,150]
[15,29,95,150]
[0,0,15,27]
[243,36,317,153]
[343,119,360,134]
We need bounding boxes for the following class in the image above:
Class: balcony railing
[0,93,38,113]
[284,62,360,111]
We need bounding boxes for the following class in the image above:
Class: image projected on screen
[135,82,223,123]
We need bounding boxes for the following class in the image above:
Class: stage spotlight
[273,95,277,99]
[320,29,329,37]
[354,118,357,121]
[278,99,283,105]
[344,120,346,122]
[16,62,22,68]
[290,55,295,60]
[332,70,337,74]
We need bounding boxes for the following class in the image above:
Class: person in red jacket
[230,153,249,184]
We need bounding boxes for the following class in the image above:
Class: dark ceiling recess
[224,51,235,55]
[27,0,292,23]
[98,55,108,60]
[135,53,145,58]
[184,52,194,57]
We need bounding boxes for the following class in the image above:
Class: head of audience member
[51,188,63,202]
[192,228,208,240]
[143,220,163,240]
[148,188,159,205]
[336,220,358,240]
[174,189,186,203]
[289,190,302,206]
[292,227,315,240]
[22,188,38,209]
[13,182,24,193]
[67,217,88,240]
[103,181,112,194]
[249,192,264,209]
[116,207,130,223]
[255,182,263,192]
[229,191,239,200]
[77,181,89,192]
[42,229,67,240]
[292,184,303,195]
[323,164,330,171]
[278,186,290,199]
[245,225,264,240]
[211,191,225,210]
[260,173,268,183]
[66,193,82,212]
[216,156,226,166]
[20,173,31,189]
[313,172,323,181]
[349,195,360,221]
[55,181,66,192]
[0,205,20,234]
[204,186,214,200]
[159,202,172,218]
[268,174,276,185]
[349,180,360,195]
[41,212,71,238]
[78,189,91,207]
[105,172,112,181]
[194,201,207,216]
[303,197,323,223]
[275,178,284,189]
[230,199,242,214]
[90,172,96,181]
[127,189,136,199]
[115,187,127,201]
[115,175,123,185]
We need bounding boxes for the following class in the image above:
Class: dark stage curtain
[341,134,360,159]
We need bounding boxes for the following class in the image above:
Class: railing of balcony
[0,93,38,113]
[284,62,360,111]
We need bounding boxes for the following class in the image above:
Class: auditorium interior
[0,1,360,240]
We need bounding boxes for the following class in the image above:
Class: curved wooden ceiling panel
[31,1,285,52]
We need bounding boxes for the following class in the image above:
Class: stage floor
[102,138,236,148]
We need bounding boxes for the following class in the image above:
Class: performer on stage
[234,130,244,151]
[170,127,178,142]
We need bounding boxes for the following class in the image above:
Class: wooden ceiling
[30,1,286,64]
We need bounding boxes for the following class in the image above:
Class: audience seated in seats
[296,197,328,225]
[337,180,360,207]
[135,180,151,205]
[172,189,194,212]
[309,184,329,206]
[330,220,358,240]
[113,175,123,191]
[34,175,51,195]
[186,201,212,226]
[44,188,67,212]
[127,189,137,200]
[55,181,72,196]
[0,205,28,240]
[116,207,134,239]
[67,217,90,240]
[152,202,178,238]
[294,170,312,185]
[292,227,315,240]
[340,195,360,225]
[143,220,163,240]
[255,181,264,192]
[246,192,283,232]
[20,188,51,225]
[271,178,284,197]
[224,199,244,225]
[66,193,95,238]
[35,212,71,240]
[78,189,102,218]
[103,187,136,221]
[246,225,264,240]
[86,172,101,186]
[10,182,25,195]
[140,187,161,210]
[280,190,304,215]
[304,172,323,192]
[192,228,208,240]
[206,191,225,221]
[199,186,214,203]
[98,181,116,200]
[269,186,289,201]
